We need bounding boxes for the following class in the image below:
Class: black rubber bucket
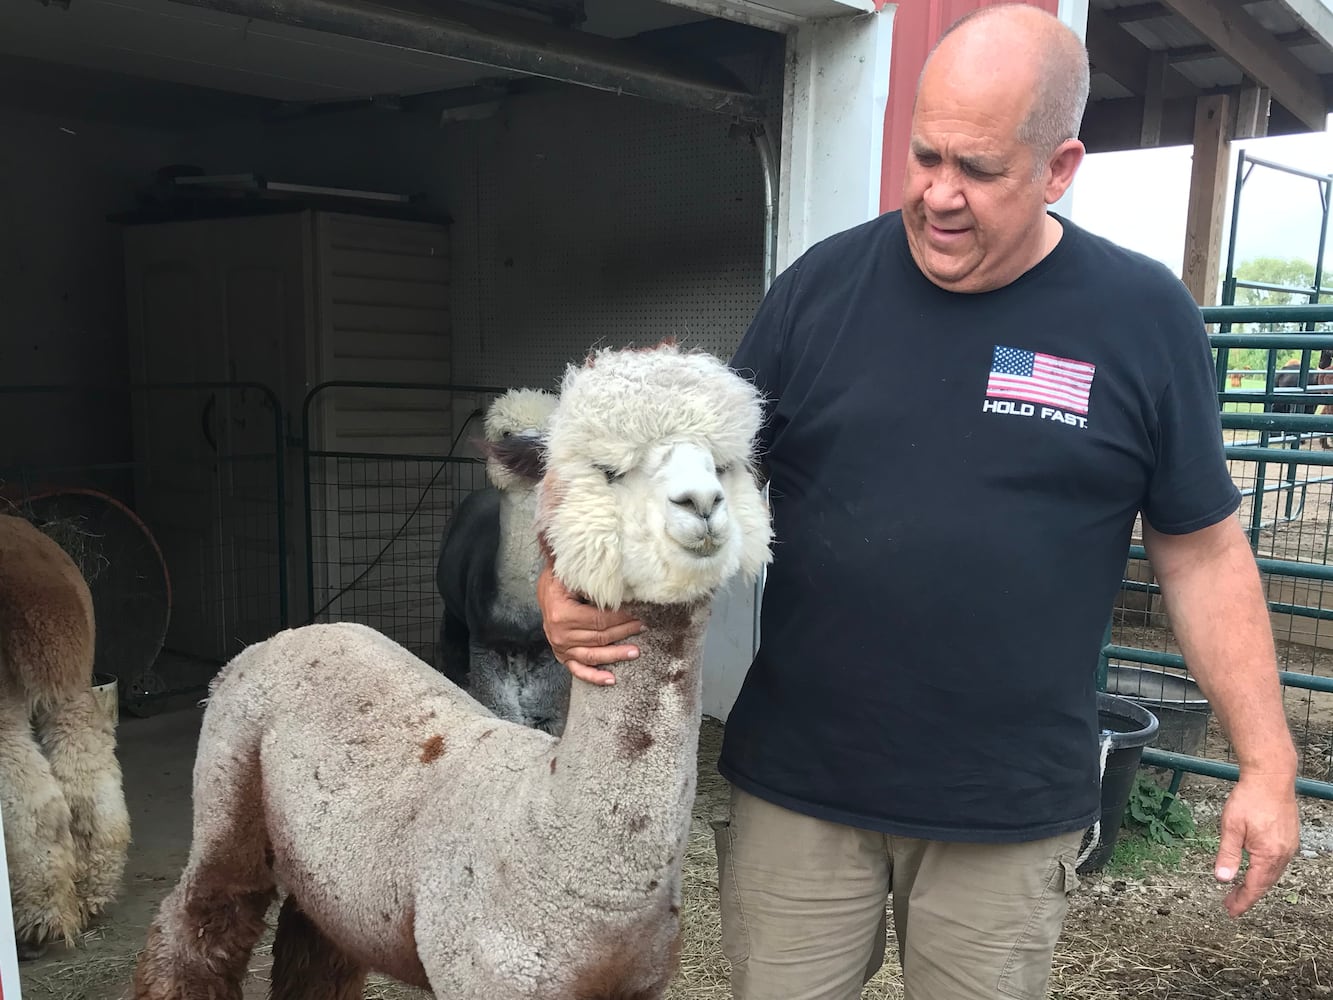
[1104,664,1211,757]
[1077,692,1160,874]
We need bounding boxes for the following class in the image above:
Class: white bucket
[91,673,119,728]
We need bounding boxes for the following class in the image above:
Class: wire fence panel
[0,382,287,714]
[1103,306,1333,800]
[301,381,507,665]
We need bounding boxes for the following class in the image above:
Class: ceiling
[1079,0,1333,150]
[1088,0,1333,101]
[1,0,1330,148]
[0,0,715,106]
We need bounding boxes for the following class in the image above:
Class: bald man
[536,4,1302,998]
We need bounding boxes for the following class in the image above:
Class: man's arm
[1141,513,1300,917]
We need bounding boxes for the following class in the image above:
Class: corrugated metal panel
[880,0,1061,212]
[1095,0,1313,59]
[1120,16,1206,51]
[1246,0,1305,35]
[1296,39,1333,71]
[1171,55,1244,89]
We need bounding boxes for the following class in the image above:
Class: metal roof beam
[1159,0,1328,130]
[165,0,766,120]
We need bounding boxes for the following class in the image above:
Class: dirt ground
[17,710,1333,1000]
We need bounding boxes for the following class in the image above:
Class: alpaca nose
[671,489,724,519]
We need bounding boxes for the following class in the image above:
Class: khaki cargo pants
[712,785,1084,1000]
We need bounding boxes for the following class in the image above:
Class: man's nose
[923,175,966,214]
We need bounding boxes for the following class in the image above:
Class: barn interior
[1,0,1332,994]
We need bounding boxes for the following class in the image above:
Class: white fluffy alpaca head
[512,341,772,609]
[481,388,558,491]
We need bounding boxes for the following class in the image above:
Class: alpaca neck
[549,600,712,838]
[494,485,542,603]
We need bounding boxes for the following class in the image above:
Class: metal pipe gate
[1102,304,1333,802]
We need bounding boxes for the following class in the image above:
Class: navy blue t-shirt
[718,210,1240,843]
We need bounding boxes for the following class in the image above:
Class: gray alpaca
[435,387,570,734]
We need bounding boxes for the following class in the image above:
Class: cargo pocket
[711,813,751,969]
[995,842,1081,1000]
[1058,853,1081,898]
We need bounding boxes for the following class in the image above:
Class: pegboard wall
[449,85,770,391]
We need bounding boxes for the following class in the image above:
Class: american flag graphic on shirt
[986,346,1096,415]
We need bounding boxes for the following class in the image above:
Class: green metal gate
[1101,304,1333,801]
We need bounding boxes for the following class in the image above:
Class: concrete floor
[19,705,204,1000]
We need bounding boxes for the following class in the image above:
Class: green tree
[1233,256,1319,310]
[1223,257,1329,377]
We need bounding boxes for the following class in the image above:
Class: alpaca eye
[716,462,733,475]
[594,464,622,483]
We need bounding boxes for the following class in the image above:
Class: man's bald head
[923,3,1090,160]
[901,1,1089,293]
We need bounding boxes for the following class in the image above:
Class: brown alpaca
[0,513,131,958]
[131,342,772,999]
[1273,350,1333,449]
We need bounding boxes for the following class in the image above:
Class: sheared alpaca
[131,341,772,1000]
[0,514,131,959]
[435,388,569,733]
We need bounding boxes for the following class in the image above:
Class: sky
[1066,116,1333,289]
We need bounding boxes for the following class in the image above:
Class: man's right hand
[537,557,643,685]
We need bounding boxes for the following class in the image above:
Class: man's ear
[1044,138,1086,205]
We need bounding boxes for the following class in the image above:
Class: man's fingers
[561,644,639,685]
[563,622,644,647]
[567,659,617,686]
[566,643,638,666]
[1224,863,1265,918]
[553,606,640,630]
[1225,850,1288,917]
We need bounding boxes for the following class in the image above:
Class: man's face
[901,59,1073,294]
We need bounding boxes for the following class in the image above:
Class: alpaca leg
[0,694,81,957]
[526,647,571,736]
[132,740,275,1000]
[438,609,472,688]
[34,687,131,923]
[268,895,367,1000]
[466,645,526,725]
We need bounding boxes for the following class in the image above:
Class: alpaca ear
[481,434,547,482]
